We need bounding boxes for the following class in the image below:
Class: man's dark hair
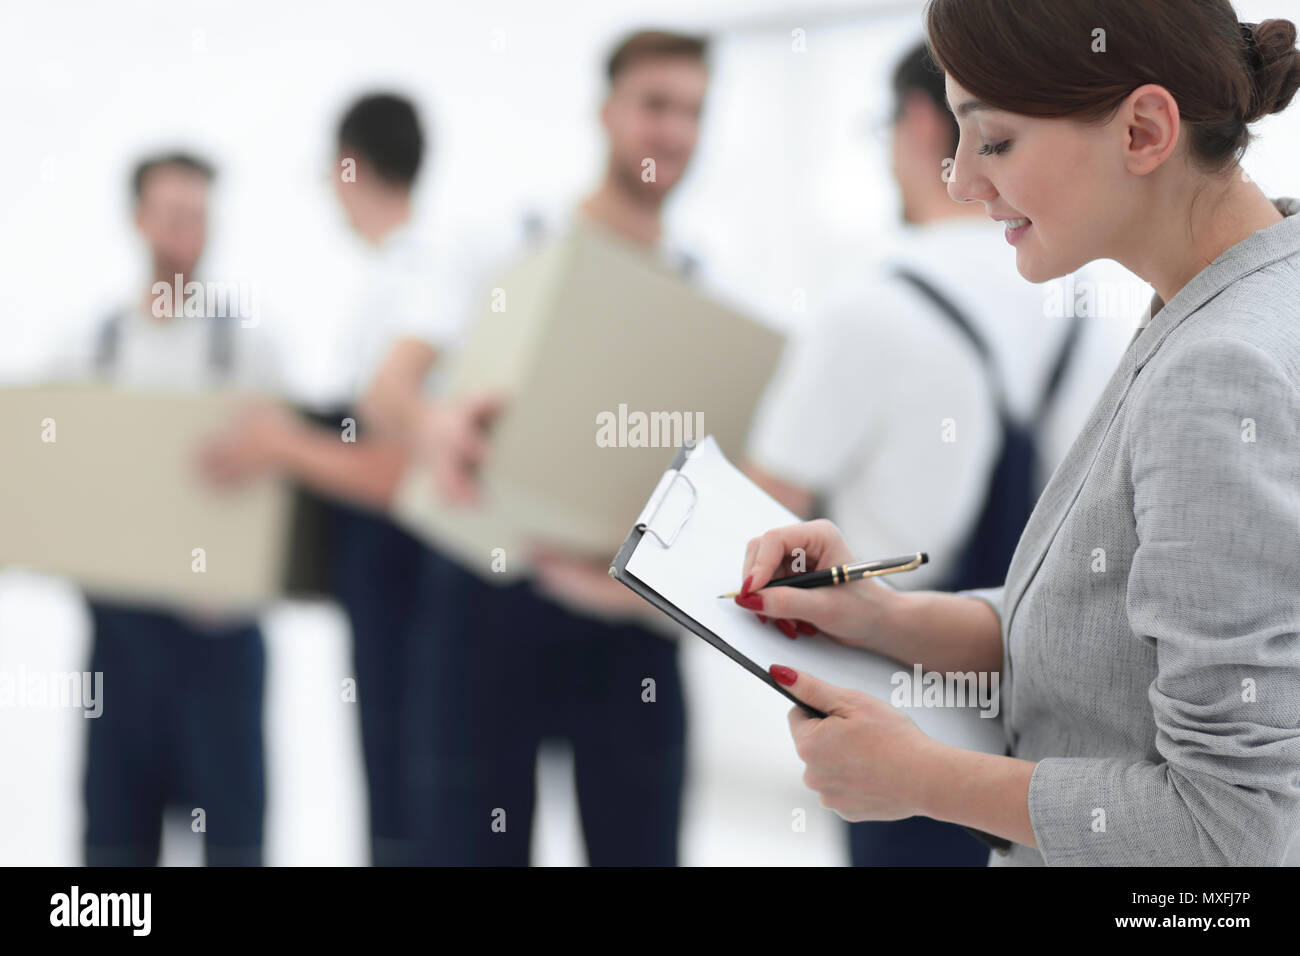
[337,92,424,187]
[891,41,960,156]
[605,30,709,84]
[131,152,215,202]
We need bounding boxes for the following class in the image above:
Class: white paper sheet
[625,436,1005,754]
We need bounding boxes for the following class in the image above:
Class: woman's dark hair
[924,0,1300,171]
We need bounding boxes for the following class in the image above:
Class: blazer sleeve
[957,586,1007,666]
[1028,336,1300,865]
[957,586,1005,624]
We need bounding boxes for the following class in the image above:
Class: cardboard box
[0,384,310,611]
[391,224,784,581]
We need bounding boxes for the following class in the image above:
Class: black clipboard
[607,442,1013,857]
[609,447,823,719]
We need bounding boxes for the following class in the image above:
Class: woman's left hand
[773,664,940,822]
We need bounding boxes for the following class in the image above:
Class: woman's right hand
[737,519,900,652]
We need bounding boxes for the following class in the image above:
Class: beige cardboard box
[0,384,296,611]
[391,223,785,581]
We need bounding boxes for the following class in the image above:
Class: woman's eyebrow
[949,97,993,119]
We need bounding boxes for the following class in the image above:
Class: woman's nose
[946,158,995,206]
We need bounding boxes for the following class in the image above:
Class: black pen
[717,552,927,598]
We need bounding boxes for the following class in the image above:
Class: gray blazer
[961,197,1300,865]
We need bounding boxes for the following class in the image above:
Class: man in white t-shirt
[197,94,447,865]
[743,43,1135,867]
[359,31,718,866]
[73,152,278,866]
[297,94,440,867]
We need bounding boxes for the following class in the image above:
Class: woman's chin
[1014,249,1065,286]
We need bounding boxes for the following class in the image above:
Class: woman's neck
[1123,171,1283,306]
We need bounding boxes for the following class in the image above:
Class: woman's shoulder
[1157,254,1300,386]
[1122,250,1300,453]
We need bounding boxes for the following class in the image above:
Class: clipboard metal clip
[637,470,697,549]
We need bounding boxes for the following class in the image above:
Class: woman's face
[944,76,1127,283]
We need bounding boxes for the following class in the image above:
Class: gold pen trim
[718,553,925,597]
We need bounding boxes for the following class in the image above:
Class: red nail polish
[795,620,817,635]
[776,619,798,640]
[770,665,797,686]
[740,574,753,598]
[735,593,763,611]
[756,614,768,624]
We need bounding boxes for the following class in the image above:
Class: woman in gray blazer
[736,0,1300,865]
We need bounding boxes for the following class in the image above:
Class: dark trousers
[83,602,265,866]
[405,554,687,866]
[849,817,989,866]
[328,501,428,865]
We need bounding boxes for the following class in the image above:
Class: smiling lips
[1000,216,1033,245]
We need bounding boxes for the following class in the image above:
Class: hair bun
[1242,19,1300,122]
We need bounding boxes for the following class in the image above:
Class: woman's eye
[977,140,1012,156]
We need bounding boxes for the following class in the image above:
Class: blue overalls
[83,311,265,865]
[406,555,687,866]
[306,406,435,866]
[404,216,693,865]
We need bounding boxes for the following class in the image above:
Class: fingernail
[756,614,768,624]
[770,664,797,686]
[795,620,817,635]
[740,574,753,598]
[735,593,764,611]
[776,619,798,640]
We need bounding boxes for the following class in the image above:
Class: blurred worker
[74,152,277,865]
[743,42,1135,865]
[199,93,442,865]
[360,31,714,865]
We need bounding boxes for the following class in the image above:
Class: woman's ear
[1121,84,1181,175]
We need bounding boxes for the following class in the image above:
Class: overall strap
[93,309,126,376]
[208,313,236,378]
[94,306,237,379]
[1034,310,1085,420]
[893,268,1009,415]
